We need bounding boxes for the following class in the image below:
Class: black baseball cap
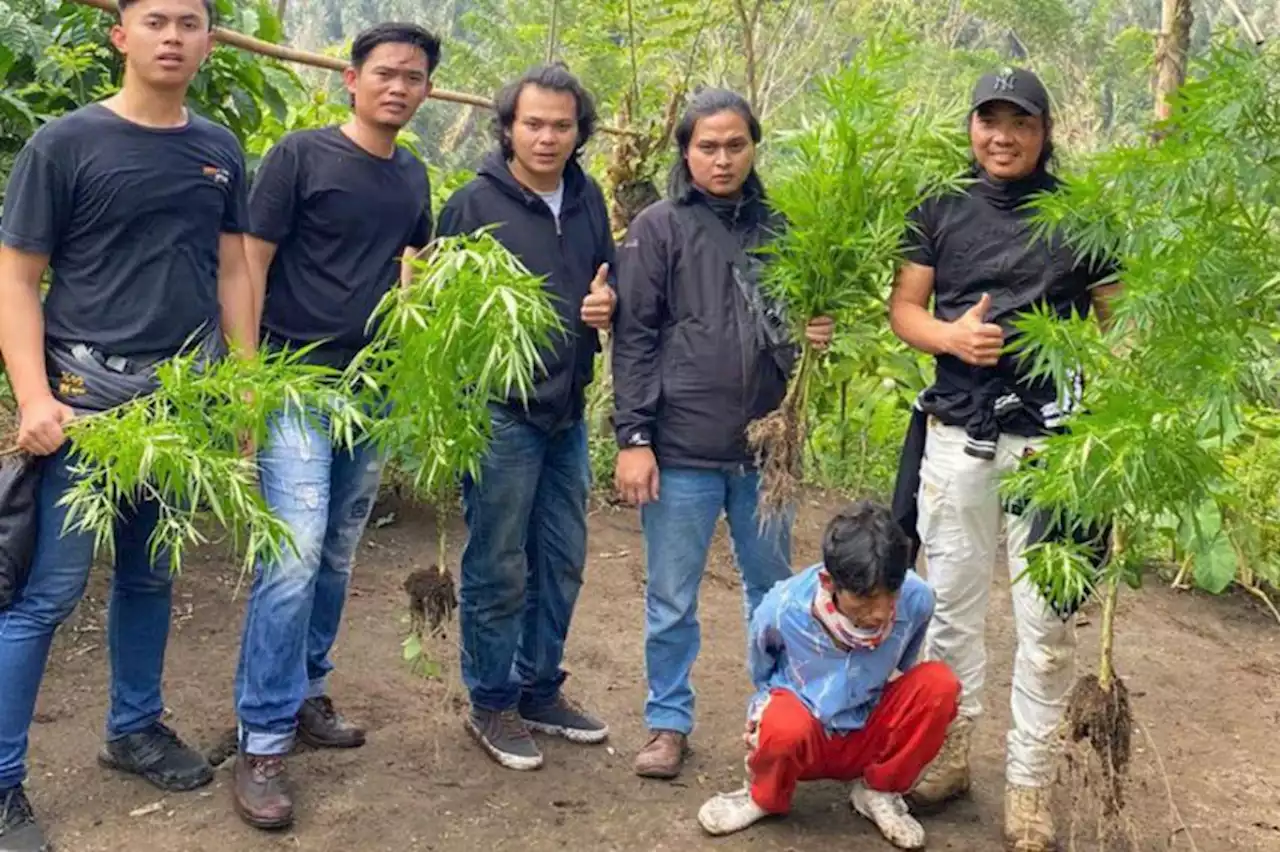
[971,67,1050,117]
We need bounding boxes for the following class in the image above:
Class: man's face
[970,101,1046,181]
[345,42,433,130]
[833,588,897,633]
[111,0,213,89]
[685,110,755,198]
[508,85,579,182]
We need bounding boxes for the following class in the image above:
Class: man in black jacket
[612,89,832,780]
[436,63,616,772]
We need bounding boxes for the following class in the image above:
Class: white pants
[916,420,1075,788]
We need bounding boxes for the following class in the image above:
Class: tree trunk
[275,0,288,27]
[1153,0,1193,125]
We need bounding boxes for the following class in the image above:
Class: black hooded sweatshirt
[436,151,616,433]
[611,177,795,470]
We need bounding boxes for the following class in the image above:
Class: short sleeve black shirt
[903,177,1118,405]
[1,104,248,356]
[250,127,432,366]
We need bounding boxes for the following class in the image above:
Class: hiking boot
[0,786,47,852]
[851,781,926,850]
[907,714,972,810]
[520,694,609,744]
[97,722,213,792]
[1004,783,1057,852]
[297,696,366,749]
[697,786,769,836]
[633,730,687,779]
[232,752,293,830]
[465,708,543,771]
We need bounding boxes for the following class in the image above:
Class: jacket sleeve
[611,209,668,449]
[434,186,474,240]
[747,595,783,690]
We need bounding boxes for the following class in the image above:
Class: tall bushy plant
[747,35,970,518]
[1007,37,1280,824]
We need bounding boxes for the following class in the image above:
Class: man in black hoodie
[436,63,616,772]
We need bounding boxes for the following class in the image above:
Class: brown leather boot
[297,696,366,749]
[634,731,688,779]
[232,752,293,830]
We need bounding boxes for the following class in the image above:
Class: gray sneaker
[520,695,609,744]
[0,786,47,852]
[465,708,543,771]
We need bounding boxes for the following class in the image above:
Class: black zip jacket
[611,184,793,469]
[436,151,616,433]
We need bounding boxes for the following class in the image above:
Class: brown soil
[25,493,1280,851]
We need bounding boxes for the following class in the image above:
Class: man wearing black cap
[887,67,1120,852]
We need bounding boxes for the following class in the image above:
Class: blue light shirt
[747,564,935,734]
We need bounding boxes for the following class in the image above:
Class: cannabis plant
[1006,38,1280,822]
[749,36,970,518]
[348,229,560,654]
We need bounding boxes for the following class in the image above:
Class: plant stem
[436,496,449,577]
[1098,525,1127,693]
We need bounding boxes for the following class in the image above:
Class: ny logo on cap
[994,68,1017,92]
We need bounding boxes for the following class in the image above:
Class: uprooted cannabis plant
[749,35,969,519]
[2,231,559,591]
[1005,38,1280,831]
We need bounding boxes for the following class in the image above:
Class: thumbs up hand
[580,263,616,331]
[945,292,1004,367]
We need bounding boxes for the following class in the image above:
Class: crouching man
[697,501,959,850]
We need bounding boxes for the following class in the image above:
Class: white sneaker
[850,780,926,849]
[697,786,769,836]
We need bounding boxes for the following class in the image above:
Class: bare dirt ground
[24,492,1280,851]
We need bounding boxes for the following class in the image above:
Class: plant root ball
[404,566,457,634]
[746,405,807,520]
[1066,673,1133,814]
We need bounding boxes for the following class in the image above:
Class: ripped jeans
[235,408,383,756]
[916,420,1075,788]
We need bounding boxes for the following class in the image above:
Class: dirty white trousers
[916,421,1075,788]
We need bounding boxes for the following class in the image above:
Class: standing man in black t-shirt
[0,1,254,848]
[230,23,438,830]
[888,69,1119,852]
[437,64,616,773]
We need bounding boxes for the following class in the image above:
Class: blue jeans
[641,467,794,735]
[459,411,590,712]
[235,409,382,756]
[0,446,174,789]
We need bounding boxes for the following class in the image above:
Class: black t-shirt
[904,173,1117,410]
[1,103,248,357]
[250,127,432,366]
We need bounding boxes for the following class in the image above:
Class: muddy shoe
[1004,783,1057,852]
[851,781,926,849]
[697,786,769,836]
[232,752,293,830]
[633,730,688,779]
[97,722,213,792]
[906,715,972,811]
[0,786,47,852]
[297,696,366,749]
[466,708,543,771]
[520,694,609,744]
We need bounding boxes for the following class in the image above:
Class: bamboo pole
[70,0,636,135]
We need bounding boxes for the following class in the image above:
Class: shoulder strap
[676,201,756,273]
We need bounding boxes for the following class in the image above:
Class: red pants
[747,661,960,813]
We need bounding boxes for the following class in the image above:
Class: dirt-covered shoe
[1004,783,1057,852]
[850,781,926,850]
[907,714,973,810]
[697,786,769,836]
[297,696,366,749]
[520,694,608,744]
[97,722,213,792]
[232,752,293,831]
[0,786,47,852]
[466,708,543,771]
[633,730,687,779]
